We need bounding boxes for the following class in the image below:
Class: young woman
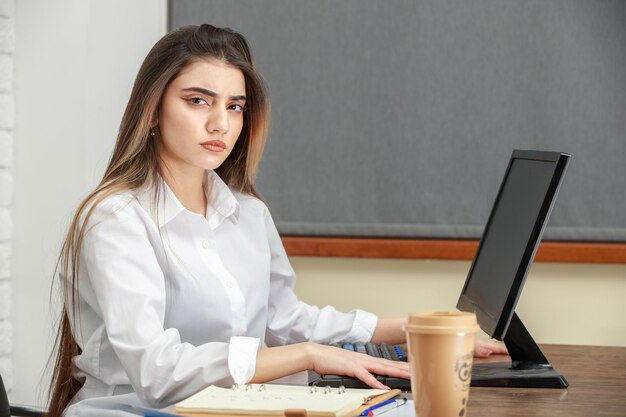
[47,24,505,417]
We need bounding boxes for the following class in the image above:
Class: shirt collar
[205,170,241,228]
[136,170,240,229]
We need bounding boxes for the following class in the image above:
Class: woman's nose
[206,107,229,135]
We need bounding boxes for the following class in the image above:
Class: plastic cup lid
[403,311,480,334]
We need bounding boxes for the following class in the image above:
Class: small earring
[150,129,156,137]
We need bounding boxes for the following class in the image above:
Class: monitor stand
[471,313,569,388]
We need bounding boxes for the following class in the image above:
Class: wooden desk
[467,344,626,416]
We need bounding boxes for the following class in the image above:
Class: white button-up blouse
[69,170,377,407]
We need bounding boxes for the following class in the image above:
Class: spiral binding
[231,383,347,394]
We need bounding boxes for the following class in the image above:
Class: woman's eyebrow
[181,87,246,101]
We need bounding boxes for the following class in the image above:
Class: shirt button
[226,280,235,288]
[201,240,210,249]
[236,328,245,336]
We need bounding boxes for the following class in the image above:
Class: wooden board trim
[281,237,626,263]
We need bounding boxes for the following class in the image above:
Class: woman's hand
[474,338,508,358]
[308,344,411,390]
[372,316,508,359]
[252,342,409,389]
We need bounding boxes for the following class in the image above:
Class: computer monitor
[457,149,570,388]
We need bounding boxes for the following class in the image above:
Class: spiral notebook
[169,384,400,417]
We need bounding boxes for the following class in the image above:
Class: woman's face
[157,59,247,176]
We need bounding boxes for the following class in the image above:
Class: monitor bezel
[457,149,571,340]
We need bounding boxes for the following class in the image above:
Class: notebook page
[176,384,388,416]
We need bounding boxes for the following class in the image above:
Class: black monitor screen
[458,151,570,340]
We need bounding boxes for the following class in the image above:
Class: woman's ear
[149,120,159,137]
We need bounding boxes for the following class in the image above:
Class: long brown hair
[46,24,270,417]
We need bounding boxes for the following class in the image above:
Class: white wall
[0,0,15,395]
[12,0,166,405]
[9,0,626,408]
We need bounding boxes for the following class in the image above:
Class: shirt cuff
[344,310,378,344]
[228,336,260,385]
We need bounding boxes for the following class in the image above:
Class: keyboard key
[365,342,381,357]
[379,343,393,360]
[393,345,405,360]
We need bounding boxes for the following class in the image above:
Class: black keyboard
[308,342,411,390]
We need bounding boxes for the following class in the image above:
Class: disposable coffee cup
[404,311,480,417]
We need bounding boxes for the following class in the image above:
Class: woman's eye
[188,97,207,105]
[229,104,246,112]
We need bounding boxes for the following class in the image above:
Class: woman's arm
[371,317,407,344]
[251,342,410,390]
[371,317,508,358]
[263,208,380,347]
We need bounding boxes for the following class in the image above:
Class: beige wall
[292,257,626,347]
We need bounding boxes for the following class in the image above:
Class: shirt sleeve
[261,208,379,347]
[228,336,260,384]
[78,196,258,407]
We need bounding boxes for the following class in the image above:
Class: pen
[360,398,407,417]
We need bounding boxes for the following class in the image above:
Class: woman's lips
[201,140,226,152]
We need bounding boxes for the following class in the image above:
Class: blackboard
[170,0,626,242]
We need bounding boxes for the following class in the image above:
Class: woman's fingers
[474,338,508,358]
[353,368,389,390]
[311,345,410,389]
[363,357,411,379]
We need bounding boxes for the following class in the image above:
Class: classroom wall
[9,0,626,408]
